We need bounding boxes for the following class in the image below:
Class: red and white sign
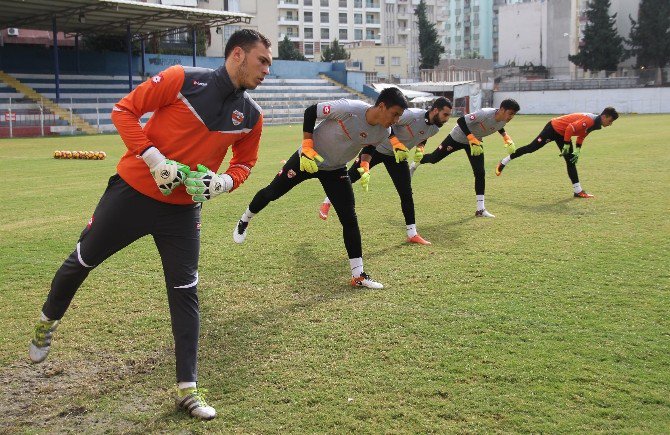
[4,112,16,122]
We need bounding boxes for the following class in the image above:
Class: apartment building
[442,0,495,60]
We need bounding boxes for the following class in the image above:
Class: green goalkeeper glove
[570,148,581,164]
[357,161,371,192]
[299,139,324,173]
[502,133,516,154]
[467,134,483,156]
[184,164,233,202]
[141,146,190,196]
[390,136,409,163]
[413,146,424,163]
[560,142,572,157]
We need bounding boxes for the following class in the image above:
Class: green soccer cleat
[176,387,217,420]
[29,318,60,363]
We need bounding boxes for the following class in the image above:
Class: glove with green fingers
[357,161,371,192]
[502,133,516,154]
[141,146,190,196]
[467,134,483,156]
[184,164,233,202]
[299,138,324,173]
[413,145,425,163]
[390,136,409,163]
[570,147,581,164]
[560,141,572,157]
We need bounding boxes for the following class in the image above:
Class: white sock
[178,382,196,391]
[349,257,363,277]
[323,197,331,205]
[476,195,485,211]
[40,312,51,322]
[406,224,417,238]
[501,155,511,165]
[240,208,255,223]
[573,182,582,194]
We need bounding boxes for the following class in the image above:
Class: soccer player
[410,99,520,218]
[233,88,408,289]
[318,97,453,245]
[27,29,272,420]
[495,107,619,198]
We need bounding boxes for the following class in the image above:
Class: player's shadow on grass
[498,197,573,214]
[381,215,474,248]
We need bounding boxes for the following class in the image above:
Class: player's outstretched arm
[499,128,516,154]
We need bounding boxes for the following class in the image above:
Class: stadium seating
[2,73,359,134]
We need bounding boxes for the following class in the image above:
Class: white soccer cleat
[351,272,384,289]
[29,319,60,363]
[176,387,216,420]
[409,162,419,178]
[475,209,495,218]
[233,219,248,244]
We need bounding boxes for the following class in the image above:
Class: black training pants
[249,151,362,259]
[420,134,486,195]
[511,121,580,184]
[43,174,202,382]
[348,149,415,226]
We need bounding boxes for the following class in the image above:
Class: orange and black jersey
[550,113,602,147]
[111,64,263,204]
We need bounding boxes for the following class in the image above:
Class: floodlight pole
[75,34,80,74]
[52,16,60,103]
[140,38,146,78]
[126,23,133,91]
[191,27,197,67]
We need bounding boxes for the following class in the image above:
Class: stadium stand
[0,72,359,135]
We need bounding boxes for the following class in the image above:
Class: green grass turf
[0,114,668,433]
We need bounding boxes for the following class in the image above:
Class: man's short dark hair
[500,98,520,112]
[224,29,271,59]
[601,106,619,120]
[431,96,453,110]
[375,87,409,110]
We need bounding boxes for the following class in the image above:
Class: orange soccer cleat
[319,202,331,220]
[406,234,432,245]
[495,161,505,176]
[574,191,594,199]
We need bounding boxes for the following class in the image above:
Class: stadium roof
[0,0,252,39]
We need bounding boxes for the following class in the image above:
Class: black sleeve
[456,116,472,136]
[498,128,506,135]
[303,104,318,134]
[361,145,377,155]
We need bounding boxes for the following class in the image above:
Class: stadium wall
[494,88,670,114]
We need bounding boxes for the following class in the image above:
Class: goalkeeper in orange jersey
[495,107,618,198]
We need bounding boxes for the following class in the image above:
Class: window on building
[304,27,313,39]
[354,28,363,40]
[320,12,329,23]
[339,13,347,24]
[321,0,329,6]
[304,42,314,55]
[354,0,362,7]
[375,56,385,66]
[339,0,347,6]
[321,28,330,39]
[366,29,376,40]
[304,0,312,5]
[339,29,348,40]
[354,13,362,24]
[366,13,377,24]
[304,11,313,22]
[391,56,400,66]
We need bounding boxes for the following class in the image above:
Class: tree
[627,0,670,84]
[568,0,626,73]
[320,39,350,62]
[415,0,444,69]
[278,35,306,61]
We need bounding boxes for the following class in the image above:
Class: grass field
[0,114,669,433]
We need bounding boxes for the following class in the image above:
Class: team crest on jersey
[150,73,164,86]
[360,132,368,139]
[287,169,296,179]
[232,110,244,126]
[323,105,331,115]
[582,122,587,127]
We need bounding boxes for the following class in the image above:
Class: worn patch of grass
[0,115,668,433]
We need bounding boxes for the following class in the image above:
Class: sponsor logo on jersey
[360,132,368,139]
[192,80,207,87]
[469,114,476,120]
[87,215,94,229]
[446,145,453,151]
[323,105,331,115]
[582,122,587,127]
[151,73,164,86]
[287,169,296,179]
[232,110,244,126]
